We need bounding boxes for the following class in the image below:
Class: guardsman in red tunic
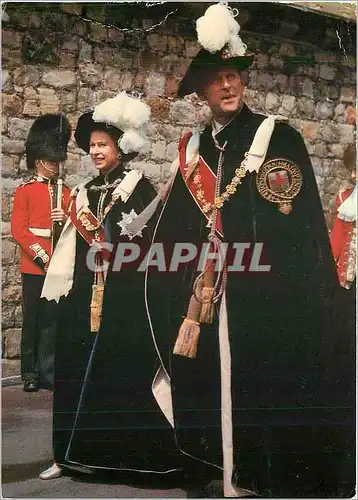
[330,143,356,290]
[11,114,71,392]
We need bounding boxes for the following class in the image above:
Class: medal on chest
[256,158,303,214]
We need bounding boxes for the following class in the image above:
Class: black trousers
[21,273,57,389]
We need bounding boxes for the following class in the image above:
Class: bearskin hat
[25,114,72,170]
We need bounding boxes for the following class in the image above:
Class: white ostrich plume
[92,91,151,153]
[119,129,147,155]
[196,3,247,56]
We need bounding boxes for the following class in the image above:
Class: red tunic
[330,187,356,288]
[11,177,71,275]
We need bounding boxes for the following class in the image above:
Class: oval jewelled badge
[256,158,303,214]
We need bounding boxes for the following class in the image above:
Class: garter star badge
[117,209,146,240]
[256,158,303,215]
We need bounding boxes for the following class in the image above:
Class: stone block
[2,156,19,176]
[170,101,196,124]
[13,66,41,87]
[103,69,123,91]
[1,307,15,330]
[42,69,76,88]
[2,70,11,92]
[2,238,17,265]
[2,222,11,236]
[148,34,168,53]
[79,63,103,87]
[146,97,170,121]
[168,35,184,55]
[337,124,355,145]
[157,124,183,142]
[315,102,334,120]
[196,104,212,125]
[257,73,274,90]
[185,40,199,59]
[130,161,162,184]
[301,121,320,142]
[8,118,34,141]
[1,359,21,377]
[329,143,345,159]
[279,95,296,115]
[2,30,21,47]
[151,141,166,160]
[62,36,79,54]
[340,87,356,104]
[165,75,179,98]
[146,72,166,97]
[2,94,22,117]
[2,138,25,155]
[78,87,96,112]
[345,106,356,126]
[301,78,314,98]
[314,143,328,158]
[320,122,337,143]
[319,64,336,81]
[166,142,179,162]
[265,93,280,113]
[297,98,315,119]
[3,328,22,358]
[2,284,22,303]
[278,42,295,57]
[38,87,60,114]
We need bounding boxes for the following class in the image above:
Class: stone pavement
[1,384,186,498]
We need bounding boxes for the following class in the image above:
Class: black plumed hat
[74,111,124,154]
[178,48,254,98]
[25,114,72,170]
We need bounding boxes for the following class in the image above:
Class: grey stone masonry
[1,4,356,363]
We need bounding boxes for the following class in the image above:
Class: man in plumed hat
[11,114,71,392]
[145,4,354,497]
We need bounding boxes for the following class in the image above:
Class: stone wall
[1,4,356,364]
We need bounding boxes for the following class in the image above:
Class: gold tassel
[199,258,216,324]
[173,280,203,359]
[90,283,104,333]
[173,317,201,359]
[199,286,215,323]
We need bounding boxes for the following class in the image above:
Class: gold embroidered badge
[256,158,303,215]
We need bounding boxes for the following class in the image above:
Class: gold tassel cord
[199,258,216,324]
[173,280,204,359]
[90,283,104,333]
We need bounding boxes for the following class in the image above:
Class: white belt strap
[29,227,52,238]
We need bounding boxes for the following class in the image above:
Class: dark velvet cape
[146,105,355,496]
[53,166,181,473]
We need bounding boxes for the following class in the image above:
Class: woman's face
[89,130,121,174]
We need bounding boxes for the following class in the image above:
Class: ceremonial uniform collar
[36,175,56,184]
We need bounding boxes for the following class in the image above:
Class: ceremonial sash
[179,132,223,236]
[69,194,106,245]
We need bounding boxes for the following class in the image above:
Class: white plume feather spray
[119,129,147,155]
[196,3,247,56]
[92,91,151,153]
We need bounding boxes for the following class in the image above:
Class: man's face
[201,68,244,124]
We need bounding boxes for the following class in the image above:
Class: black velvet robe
[146,105,355,496]
[53,166,181,473]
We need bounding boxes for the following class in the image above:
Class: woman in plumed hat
[40,92,180,479]
[11,113,72,394]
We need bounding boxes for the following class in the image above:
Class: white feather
[196,3,246,56]
[119,128,147,154]
[93,91,151,131]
